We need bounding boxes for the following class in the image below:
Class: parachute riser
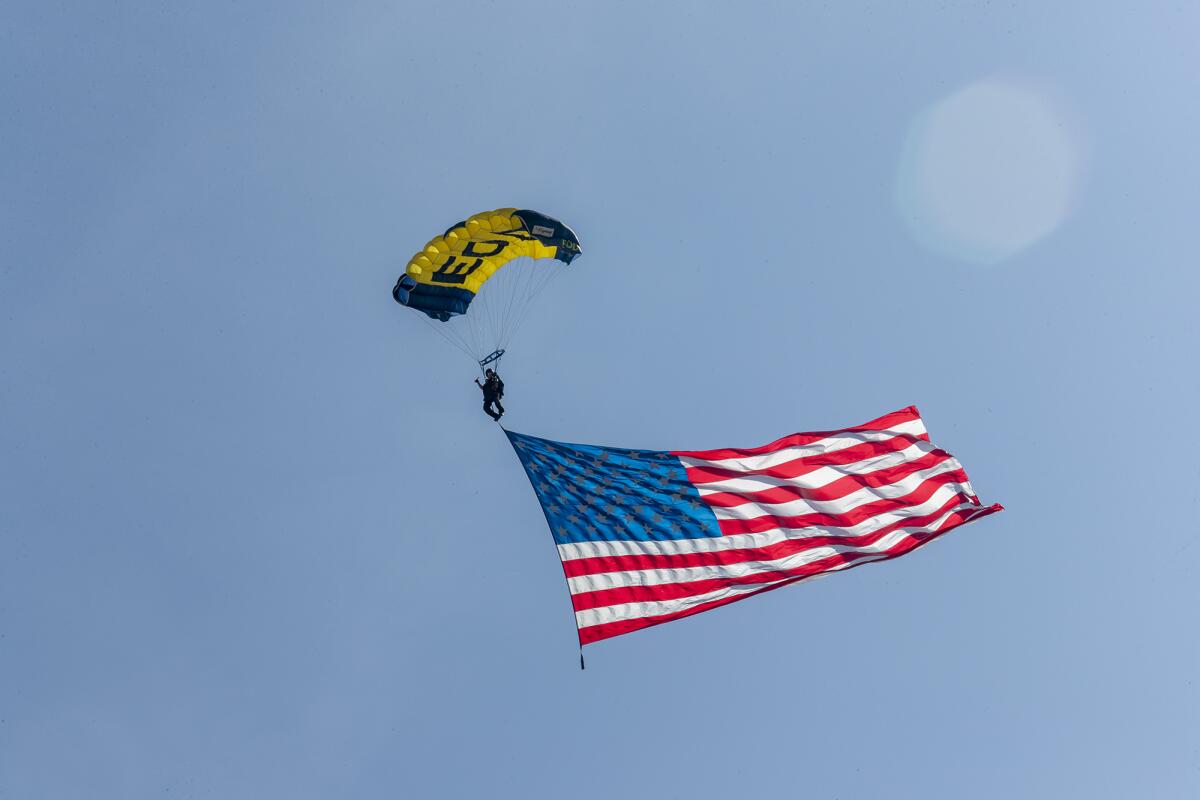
[479,348,505,375]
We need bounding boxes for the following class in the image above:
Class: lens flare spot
[896,79,1084,264]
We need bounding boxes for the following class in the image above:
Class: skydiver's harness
[479,349,505,398]
[478,372,504,400]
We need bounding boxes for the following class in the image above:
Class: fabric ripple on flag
[506,407,1003,646]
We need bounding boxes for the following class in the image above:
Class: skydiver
[475,368,505,421]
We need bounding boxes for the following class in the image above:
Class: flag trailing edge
[507,406,1003,647]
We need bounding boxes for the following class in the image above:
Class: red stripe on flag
[671,407,926,461]
[560,492,981,579]
[575,504,1002,644]
[715,469,972,535]
[699,449,955,507]
[682,433,932,484]
[569,507,992,612]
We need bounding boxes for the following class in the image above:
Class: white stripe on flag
[565,506,976,594]
[677,418,928,473]
[556,490,981,563]
[690,441,941,493]
[706,459,968,521]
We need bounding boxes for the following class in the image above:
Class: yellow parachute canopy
[393,208,581,322]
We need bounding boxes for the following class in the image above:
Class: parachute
[393,208,581,369]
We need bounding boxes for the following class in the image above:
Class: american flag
[507,407,1003,647]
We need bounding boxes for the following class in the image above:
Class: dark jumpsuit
[480,375,505,420]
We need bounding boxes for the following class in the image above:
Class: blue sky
[2,2,1197,797]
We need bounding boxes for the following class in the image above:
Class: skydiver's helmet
[485,369,495,378]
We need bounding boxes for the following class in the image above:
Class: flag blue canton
[506,431,723,545]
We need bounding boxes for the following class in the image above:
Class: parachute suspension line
[418,313,475,363]
[499,263,523,345]
[502,259,541,349]
[488,258,525,352]
[502,265,562,353]
[410,257,567,371]
[457,257,562,362]
[492,268,518,353]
